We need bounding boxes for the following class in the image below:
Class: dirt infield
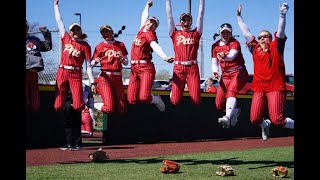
[26,133,294,167]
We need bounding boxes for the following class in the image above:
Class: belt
[224,66,244,73]
[174,60,197,65]
[131,60,149,64]
[59,65,81,71]
[101,71,122,75]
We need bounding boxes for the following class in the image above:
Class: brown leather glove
[272,166,288,178]
[160,160,180,173]
[88,148,109,163]
[215,165,235,176]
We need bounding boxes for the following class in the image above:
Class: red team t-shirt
[171,28,201,61]
[92,41,128,72]
[211,38,245,72]
[131,26,157,61]
[60,32,91,67]
[248,32,287,92]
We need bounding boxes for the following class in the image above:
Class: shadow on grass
[66,156,293,170]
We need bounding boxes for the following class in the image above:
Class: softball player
[237,3,294,140]
[127,0,174,112]
[211,23,248,129]
[165,0,205,105]
[53,0,94,112]
[26,21,52,112]
[81,81,96,136]
[91,25,129,116]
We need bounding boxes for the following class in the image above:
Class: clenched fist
[279,3,289,16]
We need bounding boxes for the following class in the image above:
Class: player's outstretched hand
[165,57,174,63]
[237,4,242,16]
[39,26,48,32]
[279,3,289,15]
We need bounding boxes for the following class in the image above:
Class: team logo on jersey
[26,42,37,51]
[64,44,81,57]
[176,35,194,46]
[133,38,141,46]
[104,50,122,62]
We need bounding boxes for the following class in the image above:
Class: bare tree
[156,69,171,80]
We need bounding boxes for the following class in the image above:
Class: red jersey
[130,26,157,61]
[92,41,128,72]
[205,85,217,93]
[248,32,287,92]
[171,28,201,61]
[60,32,91,67]
[211,38,245,71]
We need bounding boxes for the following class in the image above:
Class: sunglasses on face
[258,35,271,40]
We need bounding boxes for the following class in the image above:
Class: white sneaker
[94,103,103,111]
[261,119,271,141]
[154,95,165,112]
[230,108,241,127]
[218,116,230,128]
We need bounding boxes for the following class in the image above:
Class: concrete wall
[26,86,294,149]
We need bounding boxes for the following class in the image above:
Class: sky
[27,0,294,79]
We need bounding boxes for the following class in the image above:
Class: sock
[151,94,159,104]
[225,97,236,118]
[284,117,294,129]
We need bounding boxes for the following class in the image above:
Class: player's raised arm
[53,0,66,37]
[165,0,175,36]
[196,0,205,34]
[276,3,289,39]
[140,0,153,29]
[39,26,52,52]
[236,4,254,44]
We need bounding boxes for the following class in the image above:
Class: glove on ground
[160,160,180,173]
[215,165,235,176]
[272,166,288,178]
[88,148,109,163]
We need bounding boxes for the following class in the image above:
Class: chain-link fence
[30,30,61,85]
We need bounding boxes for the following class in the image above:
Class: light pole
[74,13,81,26]
[74,13,86,71]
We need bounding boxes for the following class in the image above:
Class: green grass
[26,146,294,180]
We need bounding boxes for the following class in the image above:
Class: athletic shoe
[261,119,271,141]
[70,145,82,151]
[59,144,71,150]
[218,116,230,128]
[230,108,241,127]
[154,95,165,112]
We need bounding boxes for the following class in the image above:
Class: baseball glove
[160,160,180,173]
[88,148,109,163]
[272,166,288,178]
[215,165,235,176]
